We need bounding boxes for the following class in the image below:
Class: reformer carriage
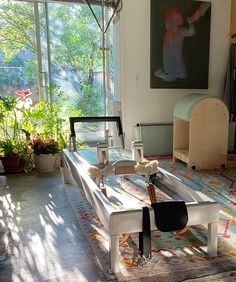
[62,116,220,273]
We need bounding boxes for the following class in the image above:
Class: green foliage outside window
[0,0,114,147]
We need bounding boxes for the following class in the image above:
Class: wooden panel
[173,118,189,151]
[173,149,189,163]
[189,98,229,169]
[230,0,236,43]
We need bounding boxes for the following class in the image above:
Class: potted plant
[5,85,85,172]
[0,87,82,173]
[29,137,59,173]
[21,100,67,168]
[0,139,21,171]
[0,96,29,172]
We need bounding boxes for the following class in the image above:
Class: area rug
[64,159,236,281]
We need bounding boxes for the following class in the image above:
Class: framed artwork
[150,0,211,89]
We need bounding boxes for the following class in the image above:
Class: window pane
[0,1,39,103]
[47,2,115,144]
[48,3,114,117]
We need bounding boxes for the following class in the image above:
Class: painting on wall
[150,0,211,89]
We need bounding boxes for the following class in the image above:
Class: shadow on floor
[0,171,106,282]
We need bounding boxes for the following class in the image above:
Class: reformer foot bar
[63,148,220,273]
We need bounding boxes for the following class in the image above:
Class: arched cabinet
[173,93,229,170]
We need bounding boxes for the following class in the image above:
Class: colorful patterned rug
[64,159,236,281]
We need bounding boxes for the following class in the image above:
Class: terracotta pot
[34,154,56,173]
[0,155,21,172]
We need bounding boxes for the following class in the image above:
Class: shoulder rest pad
[113,159,137,167]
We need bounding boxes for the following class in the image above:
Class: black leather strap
[138,202,188,258]
[139,206,151,258]
[151,201,188,232]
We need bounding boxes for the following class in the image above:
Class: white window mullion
[34,2,45,100]
[44,2,53,102]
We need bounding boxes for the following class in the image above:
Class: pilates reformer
[63,116,220,273]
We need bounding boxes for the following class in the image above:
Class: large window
[0,2,39,103]
[0,0,115,117]
[47,2,113,116]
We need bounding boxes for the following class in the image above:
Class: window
[0,2,39,103]
[0,0,118,117]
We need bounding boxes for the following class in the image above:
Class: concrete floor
[0,171,107,282]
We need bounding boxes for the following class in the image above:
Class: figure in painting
[155,2,211,82]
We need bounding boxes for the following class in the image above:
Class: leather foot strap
[139,206,151,258]
[147,183,157,203]
[101,186,107,197]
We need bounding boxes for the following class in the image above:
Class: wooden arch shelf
[173,93,229,170]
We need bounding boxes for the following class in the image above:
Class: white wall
[116,0,232,147]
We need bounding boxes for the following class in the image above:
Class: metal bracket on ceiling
[84,0,122,33]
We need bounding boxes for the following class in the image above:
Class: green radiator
[132,123,173,156]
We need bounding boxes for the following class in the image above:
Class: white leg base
[109,235,120,273]
[62,158,71,184]
[207,222,218,257]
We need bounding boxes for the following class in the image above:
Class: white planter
[54,152,62,168]
[34,154,56,173]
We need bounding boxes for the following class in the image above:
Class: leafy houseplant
[0,139,21,156]
[21,100,67,151]
[0,140,21,171]
[0,85,84,173]
[29,138,59,155]
[0,96,28,171]
[0,139,32,172]
[20,100,66,172]
[21,85,85,159]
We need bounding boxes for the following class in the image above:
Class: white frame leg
[207,222,218,257]
[109,235,120,273]
[62,157,71,184]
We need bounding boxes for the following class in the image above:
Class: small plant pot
[34,154,56,173]
[0,155,21,172]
